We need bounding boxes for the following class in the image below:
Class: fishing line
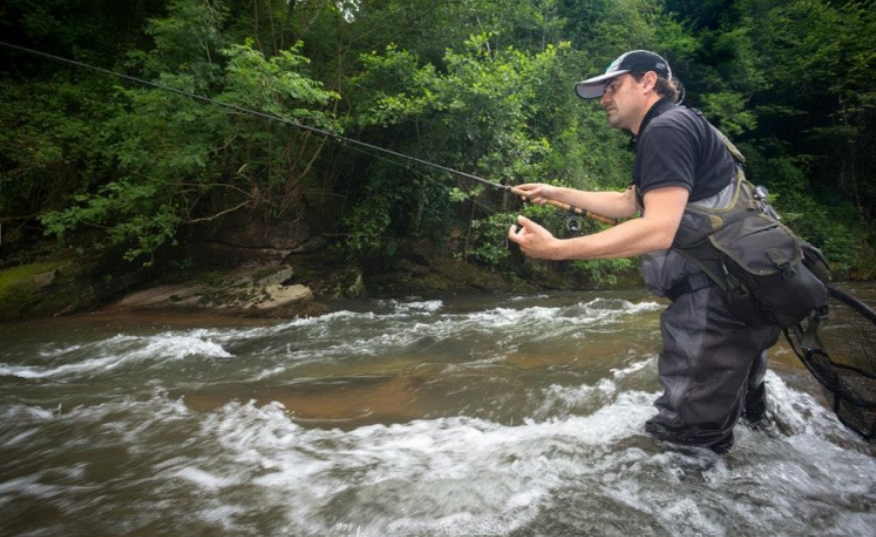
[0,40,617,226]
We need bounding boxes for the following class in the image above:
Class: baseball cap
[575,50,672,100]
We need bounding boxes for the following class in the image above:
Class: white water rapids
[1,288,874,536]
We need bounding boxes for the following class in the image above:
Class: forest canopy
[1,0,874,281]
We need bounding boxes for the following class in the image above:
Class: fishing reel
[565,216,583,236]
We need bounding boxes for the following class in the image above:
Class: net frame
[784,286,876,442]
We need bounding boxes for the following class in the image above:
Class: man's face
[599,74,643,132]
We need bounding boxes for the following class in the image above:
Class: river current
[2,286,875,537]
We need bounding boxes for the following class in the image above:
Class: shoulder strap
[712,126,746,164]
[689,108,746,164]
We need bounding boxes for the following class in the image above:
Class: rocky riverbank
[0,239,544,323]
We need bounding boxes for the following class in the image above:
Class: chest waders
[658,128,876,445]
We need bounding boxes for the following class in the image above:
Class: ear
[641,71,659,93]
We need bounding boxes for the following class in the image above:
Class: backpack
[671,126,831,329]
[680,211,830,328]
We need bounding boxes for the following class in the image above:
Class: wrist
[546,237,565,261]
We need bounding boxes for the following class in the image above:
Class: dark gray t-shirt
[632,100,737,296]
[632,100,735,205]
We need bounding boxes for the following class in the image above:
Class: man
[507,50,780,452]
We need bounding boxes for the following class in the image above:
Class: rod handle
[509,187,618,226]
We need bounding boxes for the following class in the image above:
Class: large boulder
[112,265,329,318]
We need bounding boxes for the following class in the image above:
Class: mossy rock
[0,253,159,322]
[0,260,75,321]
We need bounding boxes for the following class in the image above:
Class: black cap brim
[574,70,630,99]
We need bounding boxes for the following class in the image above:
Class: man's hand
[512,183,556,205]
[508,215,561,260]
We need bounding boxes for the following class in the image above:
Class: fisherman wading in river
[508,50,781,453]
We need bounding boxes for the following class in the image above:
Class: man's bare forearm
[546,186,638,219]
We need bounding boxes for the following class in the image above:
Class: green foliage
[0,76,124,220]
[39,179,181,263]
[570,257,635,286]
[27,0,339,264]
[221,39,339,120]
[735,0,876,275]
[353,33,564,188]
[340,195,395,258]
[740,138,861,274]
[138,0,229,90]
[467,213,517,267]
[560,0,660,56]
[699,91,757,137]
[344,34,571,259]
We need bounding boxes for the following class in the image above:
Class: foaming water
[1,288,875,536]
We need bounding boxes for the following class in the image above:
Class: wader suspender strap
[666,270,721,301]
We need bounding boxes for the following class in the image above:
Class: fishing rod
[0,40,617,227]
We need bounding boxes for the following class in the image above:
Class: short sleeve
[635,124,698,196]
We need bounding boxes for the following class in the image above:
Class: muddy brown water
[2,285,875,536]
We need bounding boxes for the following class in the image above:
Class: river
[2,285,875,537]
